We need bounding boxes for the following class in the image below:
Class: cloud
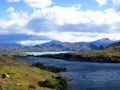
[24,0,53,9]
[26,18,56,32]
[27,6,120,33]
[7,7,15,13]
[35,6,120,26]
[0,2,120,45]
[0,33,50,44]
[0,10,29,34]
[113,0,120,11]
[34,31,120,42]
[96,0,108,6]
[7,0,21,2]
[58,24,109,33]
[18,40,50,46]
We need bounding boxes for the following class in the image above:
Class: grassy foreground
[0,55,68,90]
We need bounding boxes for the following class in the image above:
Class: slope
[0,55,68,90]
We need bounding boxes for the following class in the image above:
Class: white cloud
[0,10,29,34]
[113,0,120,10]
[18,40,50,46]
[31,6,120,27]
[7,7,15,13]
[96,0,108,6]
[7,0,21,2]
[113,0,120,5]
[24,0,53,9]
[0,3,120,43]
[32,31,120,42]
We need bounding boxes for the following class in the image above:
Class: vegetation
[0,55,68,90]
[39,45,120,63]
[28,84,36,89]
[32,62,66,73]
[38,76,67,90]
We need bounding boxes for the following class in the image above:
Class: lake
[17,56,120,90]
[24,51,71,56]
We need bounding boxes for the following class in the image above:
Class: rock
[16,83,24,87]
[1,73,9,78]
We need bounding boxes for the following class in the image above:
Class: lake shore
[0,54,69,90]
[16,56,120,90]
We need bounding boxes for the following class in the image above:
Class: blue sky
[0,0,120,45]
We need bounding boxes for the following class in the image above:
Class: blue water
[17,57,120,90]
[24,51,71,56]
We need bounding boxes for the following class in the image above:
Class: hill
[0,38,118,54]
[0,55,68,90]
[40,40,64,46]
[34,38,116,52]
[39,42,120,63]
[92,38,116,47]
[107,41,120,47]
[0,43,99,55]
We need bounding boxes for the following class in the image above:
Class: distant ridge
[39,40,120,63]
[92,38,116,47]
[40,40,64,46]
[0,38,119,54]
[39,38,116,47]
[107,41,120,47]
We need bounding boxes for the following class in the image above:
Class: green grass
[0,55,66,90]
[72,46,120,57]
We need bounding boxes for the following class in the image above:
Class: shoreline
[15,54,120,63]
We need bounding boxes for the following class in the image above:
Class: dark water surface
[17,57,120,90]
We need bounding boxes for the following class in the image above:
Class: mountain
[61,42,99,51]
[0,38,119,54]
[108,41,120,47]
[40,41,120,63]
[36,42,99,52]
[33,38,116,52]
[71,38,116,47]
[92,38,116,47]
[74,42,88,45]
[40,40,65,46]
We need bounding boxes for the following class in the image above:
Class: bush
[28,84,36,89]
[58,77,67,87]
[38,80,55,89]
[32,62,66,73]
[38,78,67,90]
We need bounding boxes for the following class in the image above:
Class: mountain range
[39,38,117,47]
[36,38,118,51]
[40,41,120,63]
[0,38,119,54]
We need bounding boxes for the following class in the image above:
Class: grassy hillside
[40,45,120,63]
[0,55,68,90]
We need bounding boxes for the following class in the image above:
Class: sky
[0,0,120,45]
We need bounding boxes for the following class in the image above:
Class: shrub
[58,77,67,87]
[32,62,66,73]
[38,78,68,90]
[38,80,55,89]
[28,84,36,89]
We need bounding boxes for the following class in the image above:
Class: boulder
[1,73,9,78]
